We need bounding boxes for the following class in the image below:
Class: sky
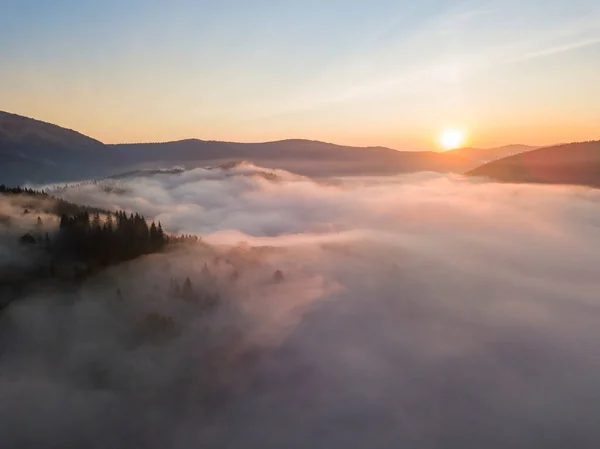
[1,0,599,150]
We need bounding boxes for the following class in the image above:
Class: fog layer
[3,164,600,448]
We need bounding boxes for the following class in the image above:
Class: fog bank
[2,165,599,448]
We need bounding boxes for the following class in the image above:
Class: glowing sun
[440,129,466,150]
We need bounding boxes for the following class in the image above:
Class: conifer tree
[182,277,194,300]
[157,222,165,246]
[105,213,114,232]
[59,214,69,229]
[91,212,101,233]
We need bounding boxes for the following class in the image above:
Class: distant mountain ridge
[0,110,563,185]
[0,111,103,149]
[111,138,474,177]
[446,144,540,163]
[0,111,118,185]
[466,141,600,188]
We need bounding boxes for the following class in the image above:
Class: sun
[439,129,466,150]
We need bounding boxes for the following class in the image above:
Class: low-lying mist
[2,163,600,448]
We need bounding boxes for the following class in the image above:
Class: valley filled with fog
[1,163,600,448]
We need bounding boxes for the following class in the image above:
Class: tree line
[56,210,169,264]
[0,184,108,216]
[53,209,200,264]
[1,183,199,274]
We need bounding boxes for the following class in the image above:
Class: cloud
[4,165,600,447]
[256,4,600,117]
[505,36,600,65]
[0,195,57,271]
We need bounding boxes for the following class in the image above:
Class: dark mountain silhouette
[112,139,474,177]
[0,111,119,184]
[0,111,103,150]
[0,111,547,184]
[466,141,600,188]
[447,144,540,164]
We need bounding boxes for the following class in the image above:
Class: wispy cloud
[256,4,600,119]
[504,36,600,65]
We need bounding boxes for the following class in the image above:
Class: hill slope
[466,141,600,187]
[112,139,474,176]
[0,110,103,150]
[448,144,540,164]
[0,111,521,183]
[0,111,118,184]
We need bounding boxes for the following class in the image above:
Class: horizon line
[1,109,548,152]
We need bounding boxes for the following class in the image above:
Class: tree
[157,222,165,245]
[105,213,114,232]
[273,270,285,283]
[150,221,157,238]
[182,277,195,301]
[149,221,160,251]
[6,201,176,284]
[91,212,101,233]
[59,214,69,229]
[19,233,36,246]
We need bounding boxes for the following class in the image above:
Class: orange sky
[2,1,599,151]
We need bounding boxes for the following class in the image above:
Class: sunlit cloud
[3,164,600,446]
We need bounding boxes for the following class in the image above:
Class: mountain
[0,110,103,151]
[0,111,516,184]
[446,144,540,164]
[112,139,474,177]
[0,111,118,185]
[466,141,600,188]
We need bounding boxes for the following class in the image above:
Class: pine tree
[59,214,69,229]
[157,222,165,246]
[91,212,101,232]
[115,211,123,229]
[150,221,158,250]
[105,213,114,232]
[182,277,194,300]
[150,221,158,239]
[273,270,285,283]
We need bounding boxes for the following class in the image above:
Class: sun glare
[440,129,466,150]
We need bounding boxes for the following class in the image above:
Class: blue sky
[1,0,599,149]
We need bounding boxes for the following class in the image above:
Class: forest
[0,185,200,306]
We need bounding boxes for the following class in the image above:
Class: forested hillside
[0,186,198,307]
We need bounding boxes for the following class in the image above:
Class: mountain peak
[0,110,104,148]
[466,140,600,188]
